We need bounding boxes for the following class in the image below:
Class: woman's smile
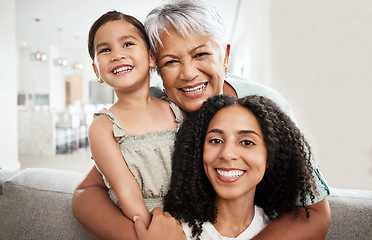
[215,168,245,183]
[180,82,208,97]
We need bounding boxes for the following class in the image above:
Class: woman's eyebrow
[238,130,261,138]
[207,129,223,134]
[191,44,206,53]
[158,54,178,61]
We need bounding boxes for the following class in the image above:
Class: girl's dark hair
[88,10,150,60]
[164,94,317,239]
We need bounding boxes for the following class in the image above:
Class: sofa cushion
[0,168,92,240]
[326,187,372,239]
[0,169,18,194]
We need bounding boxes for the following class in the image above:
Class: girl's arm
[88,116,151,228]
[252,198,331,240]
[72,166,138,240]
[72,167,183,240]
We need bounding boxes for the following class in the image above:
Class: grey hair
[144,0,227,55]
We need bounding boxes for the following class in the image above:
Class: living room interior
[1,0,372,192]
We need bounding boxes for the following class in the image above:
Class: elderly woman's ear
[224,44,231,73]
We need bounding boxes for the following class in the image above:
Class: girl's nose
[111,50,127,61]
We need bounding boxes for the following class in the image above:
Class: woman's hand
[134,207,186,240]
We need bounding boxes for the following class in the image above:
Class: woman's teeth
[113,66,133,74]
[181,83,207,94]
[216,169,244,178]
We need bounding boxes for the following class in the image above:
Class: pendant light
[54,28,68,66]
[30,18,48,62]
[72,35,84,70]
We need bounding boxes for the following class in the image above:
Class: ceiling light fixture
[54,28,68,66]
[72,35,84,70]
[30,18,48,62]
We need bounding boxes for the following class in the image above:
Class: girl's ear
[92,62,104,83]
[149,50,157,68]
[92,62,99,78]
[223,44,231,73]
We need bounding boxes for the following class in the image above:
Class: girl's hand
[134,207,186,240]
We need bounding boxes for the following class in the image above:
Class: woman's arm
[88,116,151,227]
[72,168,186,240]
[134,207,186,240]
[252,198,331,240]
[72,166,137,240]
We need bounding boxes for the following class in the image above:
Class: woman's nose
[219,141,238,161]
[180,59,199,81]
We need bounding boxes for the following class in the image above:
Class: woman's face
[156,28,228,112]
[203,105,267,202]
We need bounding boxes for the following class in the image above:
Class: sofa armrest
[0,169,19,194]
[0,168,93,240]
[326,187,372,239]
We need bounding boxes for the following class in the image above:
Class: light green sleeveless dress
[94,101,183,212]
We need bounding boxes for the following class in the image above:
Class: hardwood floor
[19,147,94,173]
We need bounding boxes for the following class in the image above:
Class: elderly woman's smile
[156,28,226,112]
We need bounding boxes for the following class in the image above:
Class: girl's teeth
[113,66,133,74]
[181,83,207,93]
[216,169,244,178]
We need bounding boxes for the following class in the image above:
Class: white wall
[0,0,21,170]
[230,0,372,190]
[268,0,372,190]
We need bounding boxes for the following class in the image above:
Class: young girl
[87,11,183,228]
[165,94,319,240]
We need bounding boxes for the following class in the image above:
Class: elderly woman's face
[156,28,227,112]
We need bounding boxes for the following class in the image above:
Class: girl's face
[203,105,267,203]
[92,20,156,93]
[156,28,229,113]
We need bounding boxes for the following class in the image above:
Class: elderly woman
[72,0,330,239]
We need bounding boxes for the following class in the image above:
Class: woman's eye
[163,60,178,67]
[241,140,254,146]
[209,138,223,144]
[194,52,209,58]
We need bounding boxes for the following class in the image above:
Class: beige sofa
[1,167,372,239]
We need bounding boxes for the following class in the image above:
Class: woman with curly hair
[164,94,318,240]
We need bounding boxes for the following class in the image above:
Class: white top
[181,206,270,240]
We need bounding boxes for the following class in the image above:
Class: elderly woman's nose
[180,60,199,81]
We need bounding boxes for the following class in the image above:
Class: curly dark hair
[164,94,318,239]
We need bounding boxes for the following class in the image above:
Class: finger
[133,216,146,239]
[163,211,172,217]
[150,206,163,217]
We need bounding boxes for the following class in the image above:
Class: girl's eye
[241,140,255,146]
[123,43,133,48]
[99,48,110,54]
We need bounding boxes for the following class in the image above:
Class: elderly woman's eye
[195,52,209,58]
[164,60,177,66]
